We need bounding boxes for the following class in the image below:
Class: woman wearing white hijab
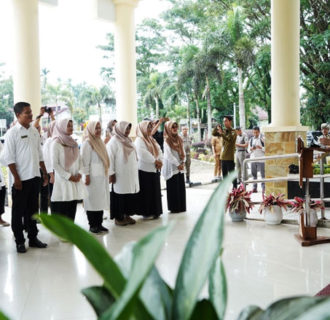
[81,121,110,233]
[135,120,163,219]
[51,118,86,221]
[106,121,139,226]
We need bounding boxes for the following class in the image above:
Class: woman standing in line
[51,119,86,221]
[135,120,163,219]
[162,121,186,213]
[106,121,139,226]
[81,121,110,233]
[104,119,117,144]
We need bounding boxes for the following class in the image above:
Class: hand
[69,175,78,182]
[76,174,82,182]
[85,175,90,186]
[155,160,162,170]
[42,174,49,187]
[109,174,116,184]
[104,131,111,144]
[49,172,55,184]
[14,178,22,190]
[256,145,262,149]
[178,164,184,171]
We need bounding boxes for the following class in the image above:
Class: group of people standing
[1,102,187,253]
[212,115,265,192]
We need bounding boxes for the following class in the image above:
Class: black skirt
[166,172,186,213]
[110,187,138,221]
[136,170,163,217]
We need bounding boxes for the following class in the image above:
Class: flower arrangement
[291,196,325,213]
[227,184,254,213]
[259,193,290,213]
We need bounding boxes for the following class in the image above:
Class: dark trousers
[221,160,237,188]
[51,200,78,221]
[86,210,103,228]
[12,177,40,244]
[0,186,6,215]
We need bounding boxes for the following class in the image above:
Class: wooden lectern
[294,137,330,246]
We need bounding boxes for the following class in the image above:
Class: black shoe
[90,227,101,234]
[29,238,47,248]
[16,243,27,253]
[99,225,108,232]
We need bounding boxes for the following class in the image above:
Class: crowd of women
[45,118,187,233]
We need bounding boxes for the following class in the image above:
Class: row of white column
[12,0,138,126]
[12,0,302,131]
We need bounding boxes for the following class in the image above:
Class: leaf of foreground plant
[39,214,125,298]
[209,256,227,320]
[115,242,173,320]
[81,286,115,317]
[99,224,171,320]
[189,299,218,320]
[237,296,330,320]
[0,311,10,320]
[172,172,236,320]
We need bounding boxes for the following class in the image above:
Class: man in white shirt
[248,126,265,193]
[235,127,249,183]
[1,102,48,253]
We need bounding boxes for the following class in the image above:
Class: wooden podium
[294,137,330,246]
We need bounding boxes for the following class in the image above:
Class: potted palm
[226,184,254,222]
[291,197,324,227]
[259,193,290,225]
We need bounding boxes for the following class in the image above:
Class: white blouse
[51,142,87,202]
[106,137,139,194]
[134,137,163,173]
[43,138,54,174]
[161,142,186,180]
[81,141,109,211]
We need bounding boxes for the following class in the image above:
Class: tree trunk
[187,95,191,133]
[205,76,212,140]
[98,102,102,128]
[194,94,201,141]
[154,97,159,119]
[238,67,246,130]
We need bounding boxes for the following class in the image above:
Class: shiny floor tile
[0,186,329,320]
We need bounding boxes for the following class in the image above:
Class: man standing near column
[1,102,48,253]
[212,115,237,188]
[235,127,249,184]
[249,127,265,193]
[181,127,192,184]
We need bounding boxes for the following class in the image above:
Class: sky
[0,0,170,86]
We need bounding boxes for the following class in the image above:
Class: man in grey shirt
[235,127,248,183]
[181,127,192,184]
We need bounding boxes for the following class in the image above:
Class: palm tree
[226,6,255,130]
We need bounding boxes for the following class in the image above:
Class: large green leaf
[115,242,173,320]
[189,299,218,320]
[0,311,10,320]
[172,172,236,320]
[81,286,115,317]
[99,224,171,320]
[236,305,263,320]
[209,256,227,320]
[237,297,330,320]
[39,214,125,299]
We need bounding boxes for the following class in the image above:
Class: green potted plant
[226,184,254,222]
[259,193,290,225]
[291,197,324,227]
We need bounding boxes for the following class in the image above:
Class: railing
[242,153,329,221]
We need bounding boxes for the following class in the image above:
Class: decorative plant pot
[264,205,283,225]
[298,209,318,227]
[229,210,246,222]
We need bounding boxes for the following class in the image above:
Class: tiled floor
[0,185,329,320]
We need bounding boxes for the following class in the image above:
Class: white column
[271,0,300,127]
[12,0,41,117]
[113,0,139,130]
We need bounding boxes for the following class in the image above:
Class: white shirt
[0,142,5,187]
[134,137,163,173]
[161,142,186,180]
[1,122,43,182]
[43,137,54,174]
[106,137,139,194]
[81,141,109,211]
[249,136,265,159]
[51,142,86,202]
